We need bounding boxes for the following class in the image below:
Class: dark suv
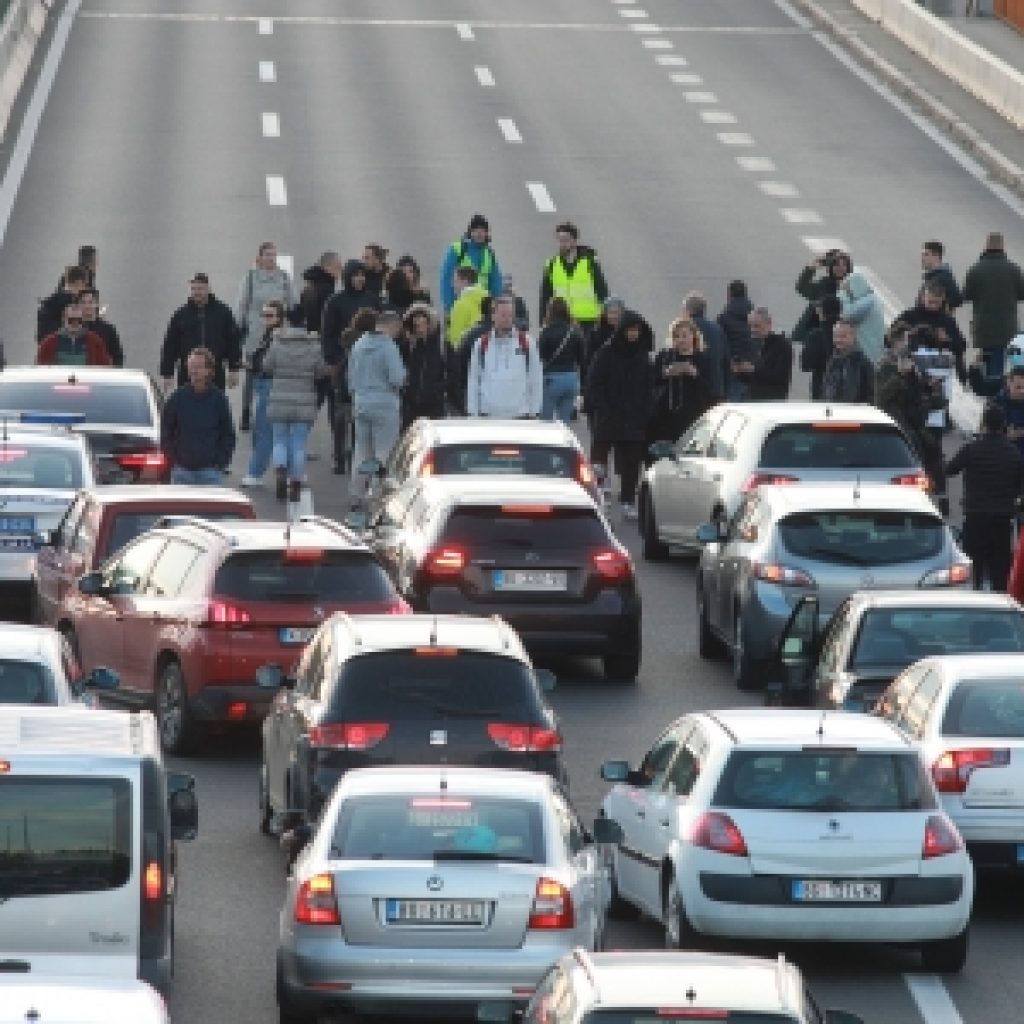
[360,475,642,681]
[259,613,563,829]
[59,515,408,753]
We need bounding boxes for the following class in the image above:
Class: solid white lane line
[527,182,556,213]
[759,181,800,198]
[780,208,822,224]
[701,111,738,124]
[475,66,495,87]
[737,156,777,172]
[683,91,717,103]
[262,112,280,138]
[456,22,474,39]
[266,175,288,206]
[656,55,688,66]
[630,23,661,33]
[0,0,83,245]
[498,118,522,143]
[717,132,754,145]
[643,39,673,49]
[258,60,276,82]
[904,975,965,1024]
[611,0,637,5]
[258,18,272,34]
[671,73,703,84]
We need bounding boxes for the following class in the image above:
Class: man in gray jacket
[347,310,407,503]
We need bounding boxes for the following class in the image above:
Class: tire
[604,643,641,683]
[732,614,759,692]
[156,661,200,756]
[259,760,273,837]
[640,491,669,561]
[607,850,640,921]
[697,579,724,659]
[662,874,699,950]
[920,927,969,973]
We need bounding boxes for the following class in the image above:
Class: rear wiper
[804,547,870,566]
[404,693,500,718]
[432,850,534,863]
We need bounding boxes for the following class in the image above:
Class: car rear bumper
[966,841,1024,869]
[188,684,273,723]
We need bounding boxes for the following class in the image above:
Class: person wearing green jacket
[792,250,851,341]
[964,232,1024,381]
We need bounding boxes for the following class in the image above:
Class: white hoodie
[466,330,543,417]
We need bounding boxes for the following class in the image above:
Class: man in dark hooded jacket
[322,260,380,368]
[821,320,875,403]
[896,282,967,382]
[300,251,340,333]
[160,273,241,392]
[732,307,792,401]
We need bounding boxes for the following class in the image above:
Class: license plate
[493,569,568,591]
[385,899,486,924]
[279,627,315,645]
[0,516,34,534]
[792,880,882,902]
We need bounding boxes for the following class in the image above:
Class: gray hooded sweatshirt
[236,266,296,356]
[347,331,407,412]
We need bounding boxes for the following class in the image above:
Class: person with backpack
[440,214,503,313]
[537,297,585,423]
[466,296,542,418]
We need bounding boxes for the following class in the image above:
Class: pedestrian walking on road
[447,266,487,349]
[160,347,236,485]
[466,296,542,419]
[682,292,727,402]
[37,302,111,366]
[539,221,608,342]
[240,300,284,488]
[440,214,502,313]
[538,297,585,423]
[964,232,1024,383]
[160,273,241,393]
[37,265,89,342]
[801,295,840,400]
[299,251,341,334]
[55,245,97,292]
[921,240,962,311]
[717,279,754,380]
[396,254,432,305]
[648,317,713,447]
[78,289,123,367]
[361,244,390,301]
[322,260,380,371]
[945,402,1024,592]
[732,308,792,402]
[449,296,493,416]
[821,319,875,403]
[399,303,447,430]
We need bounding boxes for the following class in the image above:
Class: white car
[874,653,1024,872]
[600,708,974,971]
[0,976,168,1024]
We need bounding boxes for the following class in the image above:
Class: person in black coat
[648,318,713,448]
[732,307,792,401]
[801,295,841,400]
[299,252,340,333]
[896,282,968,382]
[321,260,380,367]
[682,292,727,402]
[585,310,655,518]
[400,303,447,430]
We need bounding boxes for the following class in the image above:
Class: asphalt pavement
[2,1,1024,1022]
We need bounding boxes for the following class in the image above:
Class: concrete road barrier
[0,0,51,141]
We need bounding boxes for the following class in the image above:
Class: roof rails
[296,514,362,544]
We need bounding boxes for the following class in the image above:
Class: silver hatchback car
[696,483,970,690]
[276,765,619,1021]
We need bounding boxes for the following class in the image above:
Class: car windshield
[0,778,132,897]
[759,424,915,469]
[443,506,606,549]
[330,794,544,862]
[433,444,577,478]
[584,1015,801,1024]
[105,508,251,558]
[779,510,943,567]
[0,381,154,426]
[214,551,396,603]
[941,680,1024,738]
[0,445,82,489]
[0,661,54,705]
[714,751,936,812]
[851,609,1024,669]
[330,652,540,721]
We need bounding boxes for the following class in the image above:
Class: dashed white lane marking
[802,236,847,255]
[611,0,636,5]
[258,60,276,82]
[475,66,495,86]
[656,55,688,66]
[683,91,717,103]
[737,156,777,172]
[266,175,288,206]
[671,73,703,84]
[904,975,966,1024]
[498,118,523,143]
[781,208,822,224]
[642,39,673,48]
[701,111,738,124]
[258,18,272,34]
[759,180,800,198]
[262,112,280,138]
[619,8,648,17]
[630,23,661,33]
[717,132,754,145]
[456,22,474,39]
[527,182,556,213]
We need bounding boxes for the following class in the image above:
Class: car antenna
[429,615,438,646]
[853,474,861,502]
[284,521,291,547]
[816,711,826,739]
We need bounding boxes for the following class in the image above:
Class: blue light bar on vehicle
[18,411,86,425]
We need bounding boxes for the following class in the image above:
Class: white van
[0,976,168,1024]
[0,706,197,993]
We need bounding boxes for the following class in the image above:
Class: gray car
[276,765,619,1022]
[696,483,970,690]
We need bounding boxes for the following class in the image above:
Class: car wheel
[603,643,641,684]
[640,492,669,561]
[697,580,724,659]
[156,661,200,755]
[607,850,640,921]
[662,874,699,950]
[732,615,759,692]
[920,927,969,973]
[259,760,273,837]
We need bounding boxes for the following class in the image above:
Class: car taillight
[487,723,562,753]
[115,451,168,471]
[923,815,963,859]
[575,453,595,488]
[931,748,1010,793]
[892,472,931,491]
[424,546,466,577]
[206,599,252,626]
[741,472,799,493]
[308,722,389,750]
[143,861,162,901]
[919,564,971,587]
[528,877,574,929]
[593,548,632,582]
[387,598,412,614]
[688,812,748,857]
[295,873,340,925]
[752,562,815,587]
[419,452,435,477]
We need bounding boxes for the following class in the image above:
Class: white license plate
[279,627,315,645]
[493,569,568,591]
[792,880,882,902]
[385,899,486,924]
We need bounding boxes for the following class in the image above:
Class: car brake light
[931,748,1010,793]
[491,448,521,457]
[0,449,28,463]
[593,548,632,582]
[528,877,574,929]
[575,453,595,487]
[414,646,459,656]
[308,722,389,750]
[688,812,748,856]
[752,562,815,587]
[144,861,162,901]
[411,798,473,809]
[295,873,340,925]
[52,383,90,393]
[419,452,435,477]
[282,547,324,564]
[923,815,963,859]
[206,599,252,626]
[891,472,931,491]
[424,546,466,577]
[114,452,168,471]
[487,723,562,753]
[501,505,552,515]
[741,472,799,493]
[227,701,248,721]
[811,422,863,431]
[919,564,971,587]
[387,598,412,614]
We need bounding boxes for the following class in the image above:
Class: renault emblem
[426,875,444,892]
[313,606,325,620]
[828,819,840,832]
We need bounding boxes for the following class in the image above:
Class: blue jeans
[170,466,224,485]
[542,371,580,423]
[272,421,311,480]
[247,376,273,477]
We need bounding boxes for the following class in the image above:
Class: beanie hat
[467,214,490,234]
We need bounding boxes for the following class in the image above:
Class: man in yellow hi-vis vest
[539,221,610,332]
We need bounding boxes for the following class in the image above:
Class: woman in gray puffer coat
[262,325,328,502]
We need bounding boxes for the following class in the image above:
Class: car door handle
[659,818,670,827]
[635,809,646,819]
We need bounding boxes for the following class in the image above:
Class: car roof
[336,764,555,799]
[420,475,595,507]
[911,653,1024,682]
[416,417,579,447]
[0,624,58,660]
[578,951,799,1013]
[0,366,155,387]
[716,401,897,427]
[846,590,1022,612]
[0,706,160,757]
[755,482,939,516]
[162,515,363,551]
[80,485,254,508]
[708,708,910,748]
[328,613,527,660]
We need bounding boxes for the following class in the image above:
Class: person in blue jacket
[440,214,503,313]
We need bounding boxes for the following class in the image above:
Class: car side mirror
[647,440,675,462]
[825,1012,864,1024]
[535,668,556,693]
[591,817,623,845]
[167,772,198,841]
[83,666,119,692]
[600,759,630,783]
[77,571,107,596]
[695,523,720,544]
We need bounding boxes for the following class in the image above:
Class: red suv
[33,485,256,627]
[58,516,408,753]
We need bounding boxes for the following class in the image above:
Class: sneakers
[275,467,287,502]
[240,475,263,488]
[622,502,638,521]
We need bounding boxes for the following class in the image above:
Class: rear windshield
[330,651,540,720]
[434,444,577,477]
[584,1015,799,1024]
[106,508,251,558]
[779,510,943,567]
[851,609,1024,669]
[0,661,53,705]
[331,794,544,862]
[0,445,82,489]
[214,551,395,603]
[941,680,1024,738]
[759,424,915,469]
[714,751,935,812]
[443,506,606,549]
[0,381,154,427]
[0,777,132,897]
